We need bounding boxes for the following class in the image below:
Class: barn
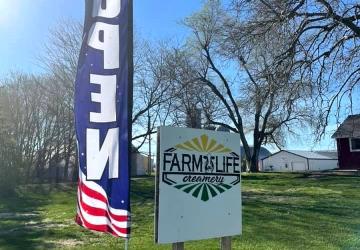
[331,114,360,170]
[261,150,338,172]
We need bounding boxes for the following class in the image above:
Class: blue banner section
[74,0,131,237]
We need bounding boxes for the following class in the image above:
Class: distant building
[240,146,272,161]
[240,146,271,171]
[261,150,338,172]
[130,145,154,176]
[332,114,360,170]
[216,125,231,132]
[131,152,152,176]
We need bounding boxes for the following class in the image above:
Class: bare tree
[232,0,360,138]
[39,20,82,181]
[131,39,176,149]
[0,84,20,193]
[0,73,60,183]
[159,47,225,128]
[178,0,313,171]
[39,20,178,176]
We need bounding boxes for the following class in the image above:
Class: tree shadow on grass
[0,230,56,250]
[130,177,154,202]
[241,174,278,181]
[0,184,63,250]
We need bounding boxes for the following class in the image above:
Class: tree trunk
[245,148,260,173]
[245,159,251,173]
[63,147,71,182]
[35,156,45,184]
[250,144,261,173]
[72,149,79,182]
[250,154,258,172]
[55,165,60,183]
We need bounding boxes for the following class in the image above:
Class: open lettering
[86,0,121,180]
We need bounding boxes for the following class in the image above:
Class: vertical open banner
[74,0,132,238]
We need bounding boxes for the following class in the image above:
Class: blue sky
[0,0,340,151]
[0,0,203,76]
[0,1,82,75]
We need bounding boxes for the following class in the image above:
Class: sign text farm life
[155,127,242,244]
[74,0,131,238]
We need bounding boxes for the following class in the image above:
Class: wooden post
[172,242,184,250]
[220,236,231,250]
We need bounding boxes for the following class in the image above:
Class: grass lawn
[0,173,359,249]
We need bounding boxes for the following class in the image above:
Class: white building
[261,150,338,172]
[131,152,154,176]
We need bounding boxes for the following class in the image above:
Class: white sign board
[155,127,242,244]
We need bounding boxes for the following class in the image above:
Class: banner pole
[125,238,129,250]
[127,0,134,161]
[127,0,133,247]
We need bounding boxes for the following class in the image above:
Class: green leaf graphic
[219,183,232,189]
[183,183,200,193]
[192,184,204,198]
[212,184,226,193]
[206,183,218,197]
[201,184,210,201]
[171,179,235,202]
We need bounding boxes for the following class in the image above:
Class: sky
[0,0,340,152]
[0,0,203,76]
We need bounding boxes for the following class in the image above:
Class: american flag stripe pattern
[75,171,130,237]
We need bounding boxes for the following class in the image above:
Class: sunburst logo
[162,134,240,202]
[175,134,231,153]
[173,182,234,202]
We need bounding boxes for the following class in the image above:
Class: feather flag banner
[74,0,131,238]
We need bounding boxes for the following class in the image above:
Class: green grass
[0,173,360,249]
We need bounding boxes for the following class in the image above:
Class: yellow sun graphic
[175,134,231,153]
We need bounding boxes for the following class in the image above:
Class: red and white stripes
[76,171,130,237]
